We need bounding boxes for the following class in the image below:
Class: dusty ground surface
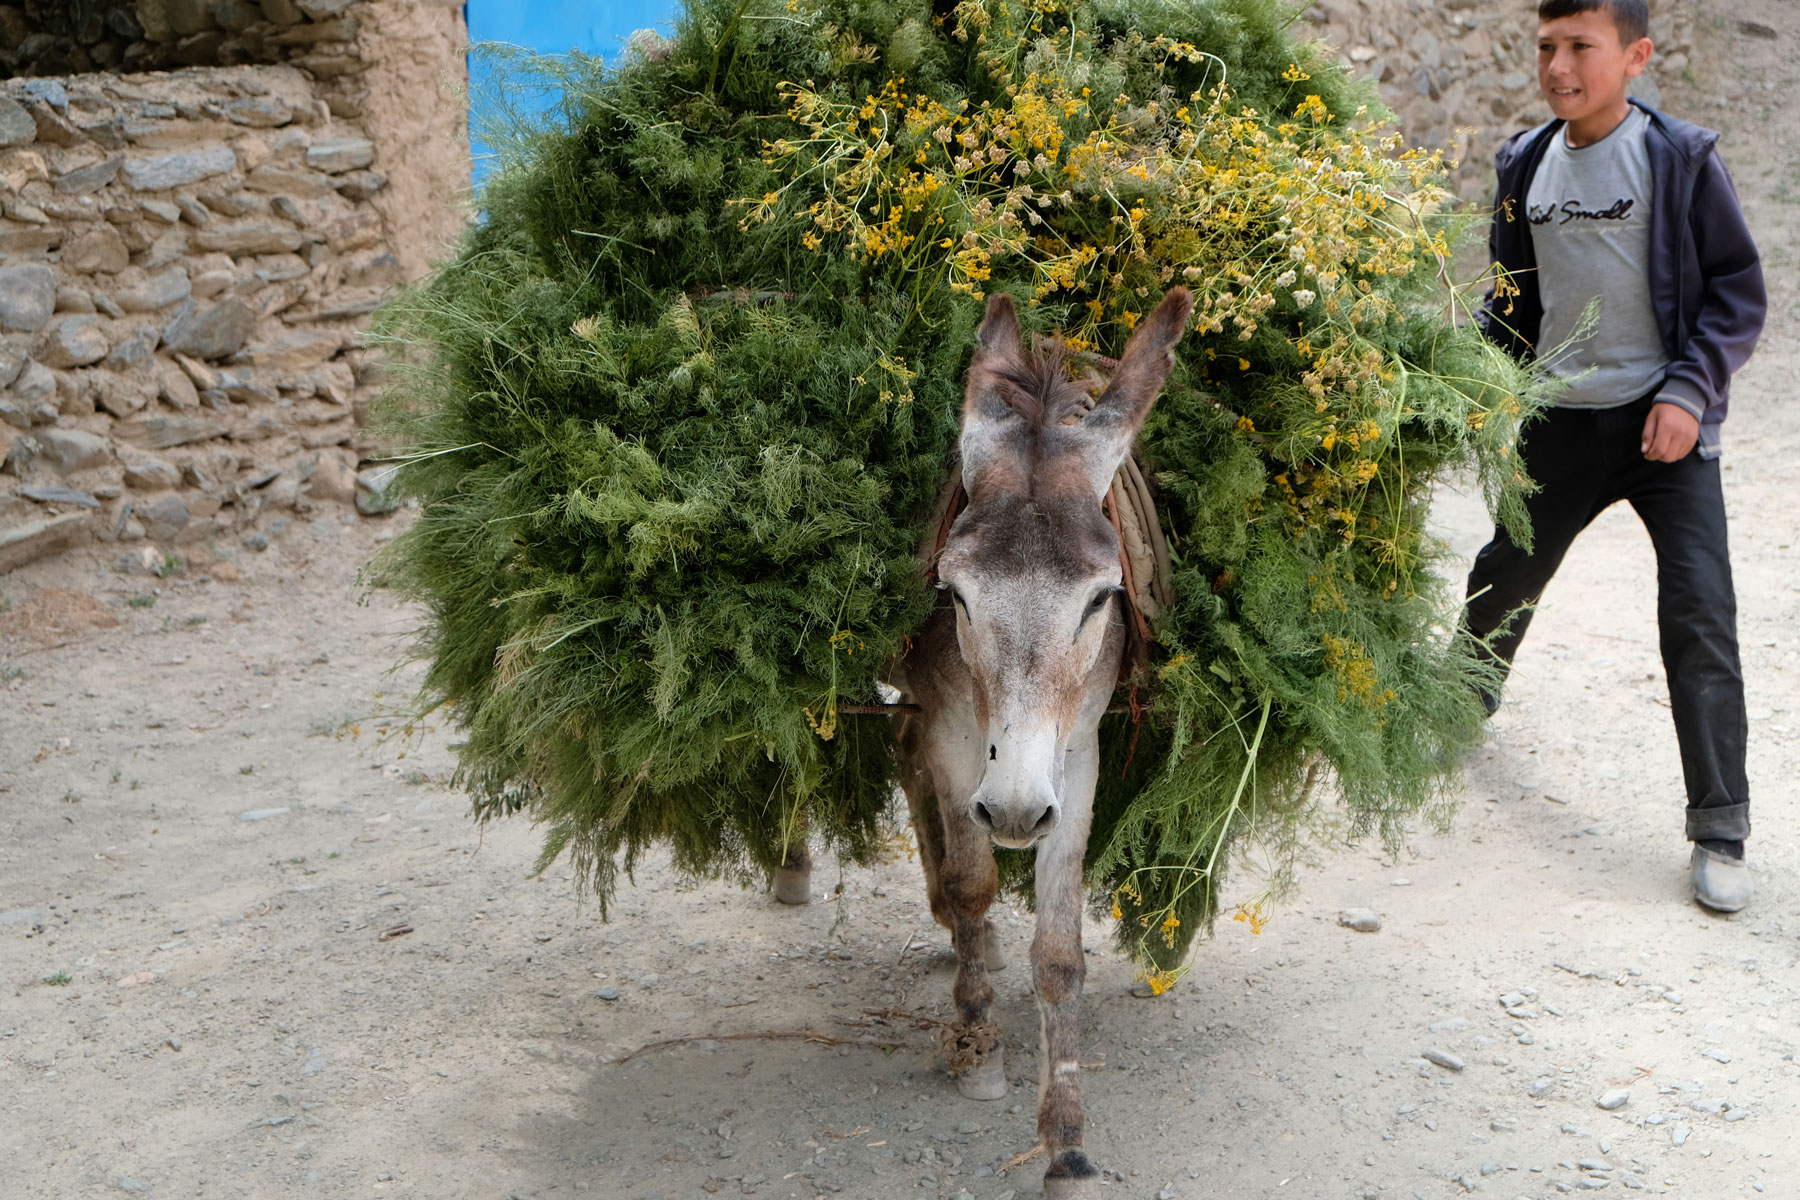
[3,6,1797,1199]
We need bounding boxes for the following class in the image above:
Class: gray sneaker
[1690,846,1753,913]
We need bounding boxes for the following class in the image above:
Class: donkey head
[937,288,1192,848]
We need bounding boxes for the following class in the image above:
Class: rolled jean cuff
[1686,802,1750,842]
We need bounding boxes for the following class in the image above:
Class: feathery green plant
[371,0,1544,982]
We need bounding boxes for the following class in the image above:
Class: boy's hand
[1642,402,1700,462]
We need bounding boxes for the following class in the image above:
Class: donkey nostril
[989,744,997,761]
[972,802,994,829]
[1031,805,1058,834]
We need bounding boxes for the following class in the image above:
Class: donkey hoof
[955,1047,1007,1101]
[1043,1149,1100,1199]
[982,922,1007,972]
[772,866,811,906]
[1042,1175,1101,1200]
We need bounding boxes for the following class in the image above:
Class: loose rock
[124,457,182,491]
[138,494,191,541]
[1595,1089,1630,1112]
[116,268,193,313]
[1422,1049,1464,1072]
[19,484,100,508]
[1338,907,1381,932]
[122,146,237,190]
[306,136,376,173]
[0,96,35,146]
[0,264,58,332]
[65,225,131,274]
[37,427,112,471]
[36,315,111,369]
[164,299,256,360]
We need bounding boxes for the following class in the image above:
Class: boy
[1467,0,1766,911]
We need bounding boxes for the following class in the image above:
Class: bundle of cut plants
[372,0,1545,982]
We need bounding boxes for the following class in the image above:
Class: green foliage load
[374,0,1543,979]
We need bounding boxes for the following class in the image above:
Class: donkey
[889,286,1194,1197]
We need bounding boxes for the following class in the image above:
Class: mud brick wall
[0,0,466,557]
[1303,0,1698,198]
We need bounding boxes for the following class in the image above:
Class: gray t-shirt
[1527,106,1670,408]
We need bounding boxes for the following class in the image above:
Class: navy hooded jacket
[1478,99,1765,458]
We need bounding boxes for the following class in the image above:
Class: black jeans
[1464,394,1750,843]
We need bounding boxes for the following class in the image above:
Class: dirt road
[4,6,1797,1198]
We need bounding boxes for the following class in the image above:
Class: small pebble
[1701,1047,1731,1064]
[1671,1123,1691,1147]
[167,1036,182,1052]
[1595,1089,1629,1111]
[1529,1077,1557,1099]
[1479,1160,1501,1176]
[595,986,620,1001]
[1499,992,1529,1009]
[1422,1049,1465,1072]
[237,807,289,822]
[1338,908,1381,933]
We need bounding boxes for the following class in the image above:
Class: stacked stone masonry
[2,0,374,83]
[1304,0,1697,198]
[0,0,466,562]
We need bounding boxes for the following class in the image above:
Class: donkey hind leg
[772,839,812,906]
[1034,738,1103,1197]
[900,715,1006,972]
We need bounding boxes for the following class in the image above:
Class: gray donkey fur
[889,287,1194,1196]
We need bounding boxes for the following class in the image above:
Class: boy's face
[1537,10,1653,127]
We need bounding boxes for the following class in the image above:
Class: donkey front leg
[934,792,1009,1101]
[1032,741,1102,1197]
[899,728,1007,972]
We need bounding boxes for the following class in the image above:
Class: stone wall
[4,0,376,83]
[0,0,466,566]
[1304,0,1698,198]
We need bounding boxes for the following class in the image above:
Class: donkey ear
[1067,287,1193,497]
[961,293,1030,496]
[974,292,1021,358]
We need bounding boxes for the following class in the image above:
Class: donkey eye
[1079,587,1120,625]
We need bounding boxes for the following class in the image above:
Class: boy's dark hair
[1538,0,1651,43]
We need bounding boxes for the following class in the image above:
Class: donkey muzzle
[969,782,1060,848]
